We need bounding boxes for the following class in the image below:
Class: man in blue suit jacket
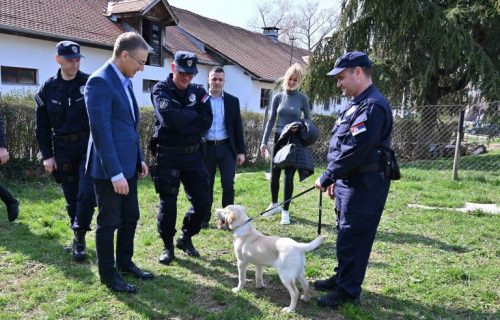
[85,32,154,293]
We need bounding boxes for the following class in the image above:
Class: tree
[247,0,339,51]
[304,0,500,107]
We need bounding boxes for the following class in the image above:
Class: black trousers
[94,176,139,279]
[0,183,16,207]
[157,155,211,239]
[204,142,236,221]
[270,133,296,211]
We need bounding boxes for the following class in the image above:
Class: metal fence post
[452,110,465,180]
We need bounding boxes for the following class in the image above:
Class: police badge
[187,60,193,67]
[80,86,85,95]
[189,93,196,103]
[72,46,78,53]
[159,98,169,109]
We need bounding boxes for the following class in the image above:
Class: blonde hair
[280,63,304,91]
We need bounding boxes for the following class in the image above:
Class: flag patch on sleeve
[350,122,367,136]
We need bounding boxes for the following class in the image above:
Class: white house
[0,0,344,113]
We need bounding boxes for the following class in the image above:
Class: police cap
[56,41,84,59]
[174,51,198,74]
[327,51,372,76]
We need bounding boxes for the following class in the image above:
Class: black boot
[313,275,338,292]
[7,199,19,222]
[72,230,86,262]
[159,237,175,265]
[176,233,200,258]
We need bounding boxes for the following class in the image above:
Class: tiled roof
[0,0,123,47]
[172,7,309,82]
[107,0,152,14]
[164,26,219,65]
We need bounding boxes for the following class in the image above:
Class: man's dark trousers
[94,176,139,279]
[61,157,95,230]
[205,142,236,210]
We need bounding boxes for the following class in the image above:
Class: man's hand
[112,177,129,195]
[260,144,268,158]
[326,184,335,199]
[314,177,325,192]
[139,162,149,178]
[43,157,57,173]
[236,154,245,165]
[0,147,10,165]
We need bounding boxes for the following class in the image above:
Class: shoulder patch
[350,122,367,136]
[201,94,210,103]
[158,98,169,110]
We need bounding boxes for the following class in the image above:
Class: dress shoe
[72,230,86,262]
[176,234,200,258]
[101,273,137,293]
[118,263,154,280]
[313,275,338,292]
[316,288,360,310]
[7,199,19,222]
[158,245,175,265]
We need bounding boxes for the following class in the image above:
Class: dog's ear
[226,210,236,224]
[215,208,224,218]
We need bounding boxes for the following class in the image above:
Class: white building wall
[0,33,297,113]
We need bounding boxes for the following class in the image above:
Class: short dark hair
[112,32,149,58]
[346,66,373,77]
[210,66,225,74]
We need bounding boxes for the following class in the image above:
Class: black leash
[318,189,323,235]
[258,186,316,216]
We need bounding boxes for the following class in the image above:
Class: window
[1,66,37,84]
[323,100,330,111]
[143,79,159,92]
[260,89,272,109]
[142,19,162,67]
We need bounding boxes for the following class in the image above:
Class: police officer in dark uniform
[150,51,213,265]
[35,41,96,261]
[314,51,393,309]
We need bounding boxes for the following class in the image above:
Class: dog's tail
[298,235,327,252]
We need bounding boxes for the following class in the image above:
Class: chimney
[262,27,280,43]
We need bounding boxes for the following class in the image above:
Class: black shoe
[118,263,154,280]
[316,289,360,310]
[313,275,338,292]
[101,273,137,293]
[7,199,19,222]
[176,234,200,258]
[200,221,209,229]
[158,246,175,265]
[72,230,86,262]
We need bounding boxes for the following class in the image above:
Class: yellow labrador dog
[216,205,326,312]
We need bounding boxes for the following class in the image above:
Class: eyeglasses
[128,53,147,66]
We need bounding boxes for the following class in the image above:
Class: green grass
[0,152,499,319]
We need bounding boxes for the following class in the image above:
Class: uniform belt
[161,144,200,154]
[347,162,384,178]
[54,132,89,143]
[206,138,229,145]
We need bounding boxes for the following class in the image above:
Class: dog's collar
[229,218,253,231]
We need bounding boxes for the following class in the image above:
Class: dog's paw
[300,294,310,302]
[231,287,241,293]
[281,307,295,313]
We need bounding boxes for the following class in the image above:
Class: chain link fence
[252,101,499,175]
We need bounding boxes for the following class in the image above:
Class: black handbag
[273,143,296,168]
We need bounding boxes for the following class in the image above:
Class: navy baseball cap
[56,41,84,59]
[174,51,198,74]
[327,51,372,76]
